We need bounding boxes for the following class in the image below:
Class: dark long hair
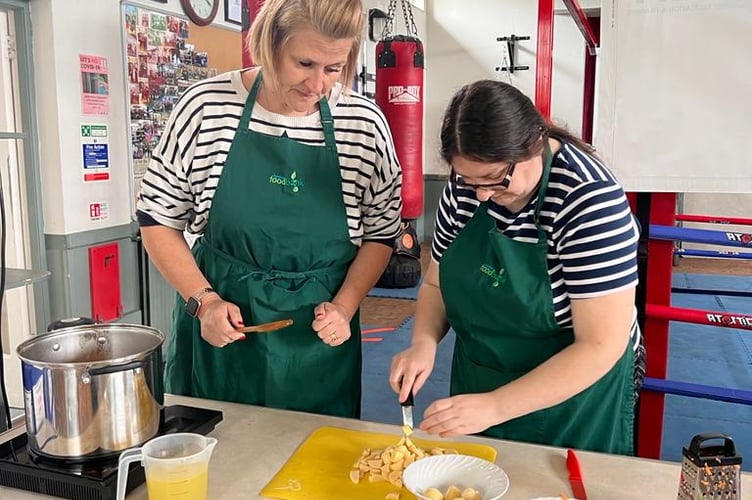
[440,80,595,164]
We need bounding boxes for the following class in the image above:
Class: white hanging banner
[595,0,752,193]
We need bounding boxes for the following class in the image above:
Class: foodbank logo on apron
[480,264,506,287]
[269,172,304,193]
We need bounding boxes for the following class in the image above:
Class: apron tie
[195,238,348,288]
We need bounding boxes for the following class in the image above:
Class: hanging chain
[382,0,419,39]
[381,0,397,39]
[400,0,419,37]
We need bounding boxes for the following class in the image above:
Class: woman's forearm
[332,241,393,320]
[140,225,211,300]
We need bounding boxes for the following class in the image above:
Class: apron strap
[532,141,554,241]
[240,70,263,131]
[318,94,338,155]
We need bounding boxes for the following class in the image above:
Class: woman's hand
[389,340,438,403]
[312,301,351,347]
[419,393,502,438]
[198,295,246,348]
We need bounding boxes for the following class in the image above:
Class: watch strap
[191,287,215,301]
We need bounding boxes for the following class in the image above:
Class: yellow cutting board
[260,426,498,500]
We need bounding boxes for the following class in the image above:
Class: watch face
[185,297,201,317]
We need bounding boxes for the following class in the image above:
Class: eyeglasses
[450,162,516,192]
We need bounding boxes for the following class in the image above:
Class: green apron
[164,73,361,418]
[439,148,634,454]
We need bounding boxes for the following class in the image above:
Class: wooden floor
[360,242,752,329]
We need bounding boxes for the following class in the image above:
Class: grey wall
[45,224,142,326]
[419,174,449,244]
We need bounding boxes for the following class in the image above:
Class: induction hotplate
[0,404,223,500]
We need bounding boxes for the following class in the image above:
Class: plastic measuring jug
[116,432,217,500]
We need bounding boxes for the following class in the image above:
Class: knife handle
[400,389,414,407]
[566,449,583,480]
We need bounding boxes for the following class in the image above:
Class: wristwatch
[185,287,215,317]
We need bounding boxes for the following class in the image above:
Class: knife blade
[400,385,414,429]
[566,449,588,500]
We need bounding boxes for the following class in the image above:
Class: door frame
[0,0,50,332]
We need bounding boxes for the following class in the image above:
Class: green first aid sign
[81,124,108,138]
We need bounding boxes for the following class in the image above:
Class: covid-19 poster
[79,54,110,115]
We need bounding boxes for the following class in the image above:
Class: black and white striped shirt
[433,140,642,346]
[137,70,402,246]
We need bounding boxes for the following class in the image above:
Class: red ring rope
[646,304,752,331]
[675,214,752,226]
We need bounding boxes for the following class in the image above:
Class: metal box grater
[677,433,742,500]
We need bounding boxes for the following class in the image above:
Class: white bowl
[403,454,510,500]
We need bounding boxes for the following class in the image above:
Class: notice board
[594,0,752,193]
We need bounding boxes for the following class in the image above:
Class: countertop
[1,394,750,499]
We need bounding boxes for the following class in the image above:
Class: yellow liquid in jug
[145,470,208,500]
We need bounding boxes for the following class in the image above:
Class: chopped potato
[348,469,361,484]
[385,492,401,500]
[445,485,462,500]
[421,485,484,500]
[424,487,444,500]
[349,435,458,489]
[461,487,481,500]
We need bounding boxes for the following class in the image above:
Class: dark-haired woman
[389,80,644,455]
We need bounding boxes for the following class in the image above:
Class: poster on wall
[81,124,110,182]
[79,54,110,115]
[124,3,216,172]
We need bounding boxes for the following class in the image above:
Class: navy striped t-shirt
[433,140,641,346]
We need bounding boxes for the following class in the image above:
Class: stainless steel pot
[16,323,165,459]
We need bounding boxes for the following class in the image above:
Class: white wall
[31,0,239,236]
[424,0,594,175]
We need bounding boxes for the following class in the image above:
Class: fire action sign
[81,124,110,182]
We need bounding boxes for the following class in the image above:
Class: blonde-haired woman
[138,0,402,417]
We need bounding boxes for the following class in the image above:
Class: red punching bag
[375,36,424,220]
[374,1,424,289]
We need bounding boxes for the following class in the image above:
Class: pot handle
[88,360,147,377]
[116,447,144,500]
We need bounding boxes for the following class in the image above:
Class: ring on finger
[328,333,338,341]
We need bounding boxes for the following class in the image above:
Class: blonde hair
[248,0,364,92]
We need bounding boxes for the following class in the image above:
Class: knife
[566,449,588,500]
[400,383,414,430]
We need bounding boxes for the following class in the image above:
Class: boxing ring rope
[675,214,752,226]
[643,378,752,406]
[646,304,752,330]
[674,248,752,261]
[635,193,752,459]
[650,224,752,248]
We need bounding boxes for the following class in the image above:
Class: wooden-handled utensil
[236,319,294,333]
